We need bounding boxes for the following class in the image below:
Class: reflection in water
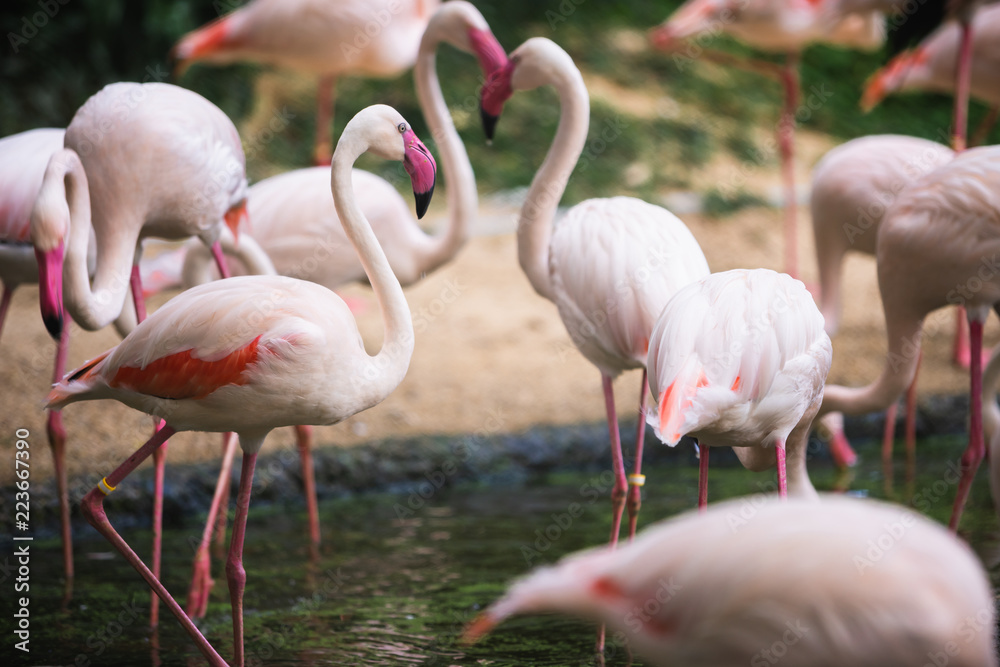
[22,434,1000,666]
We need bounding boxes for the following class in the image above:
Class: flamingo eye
[398,122,408,134]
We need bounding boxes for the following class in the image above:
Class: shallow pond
[11,434,1000,666]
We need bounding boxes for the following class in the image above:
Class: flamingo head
[30,179,70,340]
[403,126,437,219]
[480,57,515,142]
[649,0,731,51]
[860,47,926,112]
[223,198,247,244]
[33,243,65,340]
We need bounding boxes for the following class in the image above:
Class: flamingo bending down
[45,104,437,667]
[480,37,710,654]
[647,269,831,505]
[861,3,1000,145]
[820,145,1000,532]
[811,134,954,472]
[0,127,135,596]
[649,0,883,279]
[172,0,441,165]
[31,81,244,625]
[463,495,998,667]
[173,0,508,618]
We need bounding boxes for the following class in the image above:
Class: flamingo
[811,134,954,475]
[649,0,884,280]
[171,0,441,165]
[0,127,135,597]
[646,269,831,505]
[480,36,710,655]
[30,81,245,625]
[45,104,436,667]
[860,3,1000,146]
[819,144,1000,532]
[463,495,998,667]
[170,0,508,618]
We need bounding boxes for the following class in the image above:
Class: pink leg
[904,348,923,483]
[949,317,986,532]
[776,442,788,500]
[697,441,709,511]
[210,242,233,280]
[213,439,232,558]
[227,451,259,667]
[954,307,971,368]
[778,53,800,279]
[48,318,73,600]
[79,426,229,666]
[295,425,321,547]
[881,401,898,478]
[625,371,647,540]
[129,265,148,323]
[150,431,168,628]
[187,432,239,619]
[952,19,974,153]
[313,75,336,166]
[0,284,12,342]
[597,374,629,659]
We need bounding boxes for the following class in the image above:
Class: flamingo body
[467,495,998,667]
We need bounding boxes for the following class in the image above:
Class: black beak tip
[414,182,435,220]
[480,105,498,142]
[43,312,63,341]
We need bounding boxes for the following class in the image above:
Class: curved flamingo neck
[821,313,923,416]
[42,150,135,331]
[331,135,414,399]
[517,57,590,302]
[411,27,477,274]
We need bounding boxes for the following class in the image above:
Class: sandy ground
[2,145,995,489]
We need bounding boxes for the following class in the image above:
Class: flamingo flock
[5,0,1000,666]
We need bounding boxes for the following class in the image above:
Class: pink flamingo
[811,134,954,475]
[174,0,507,619]
[172,0,441,165]
[464,495,998,667]
[860,4,1000,146]
[480,36,710,656]
[45,104,436,667]
[649,0,883,279]
[31,81,243,625]
[820,144,1000,532]
[0,127,136,596]
[647,269,831,505]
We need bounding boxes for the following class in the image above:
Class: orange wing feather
[110,335,262,400]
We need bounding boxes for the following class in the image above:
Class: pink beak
[402,128,437,219]
[35,243,65,340]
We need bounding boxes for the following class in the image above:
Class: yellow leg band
[98,477,117,495]
[628,474,646,487]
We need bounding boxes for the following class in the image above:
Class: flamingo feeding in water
[46,104,437,667]
[463,495,997,667]
[647,268,832,505]
[177,0,507,619]
[480,36,710,656]
[649,0,883,280]
[820,144,1000,532]
[171,0,441,165]
[31,81,245,625]
[810,134,954,475]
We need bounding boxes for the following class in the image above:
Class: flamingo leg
[904,348,923,487]
[779,53,800,279]
[295,425,321,548]
[227,450,259,667]
[952,18,974,153]
[79,426,229,667]
[776,441,788,500]
[949,315,986,532]
[597,373,629,659]
[954,308,971,368]
[625,371,647,540]
[48,317,73,602]
[0,283,12,342]
[697,441,709,510]
[881,401,898,494]
[314,75,337,166]
[213,435,233,558]
[187,432,239,619]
